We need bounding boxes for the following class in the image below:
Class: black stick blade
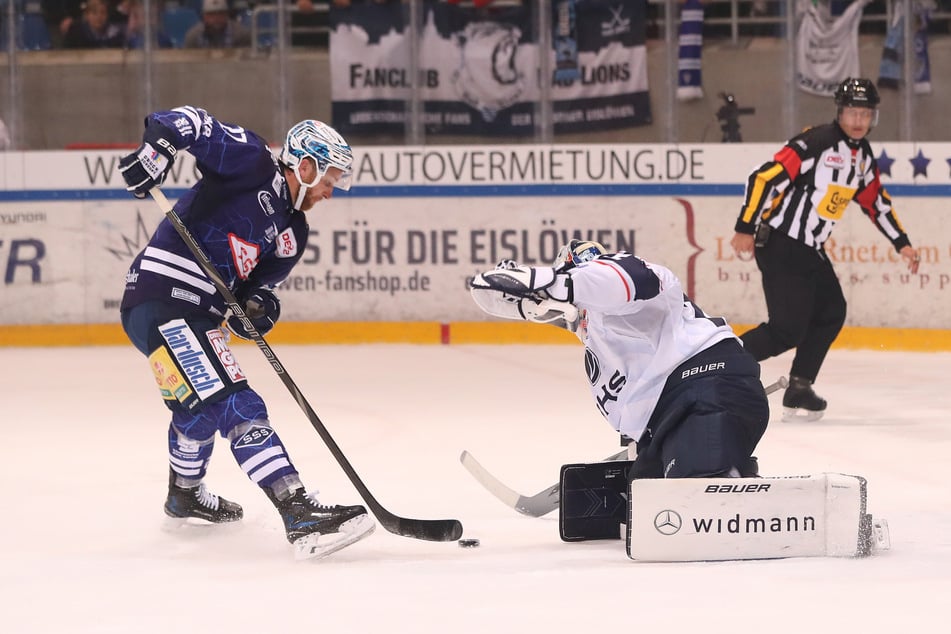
[381,516,464,542]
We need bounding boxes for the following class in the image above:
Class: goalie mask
[554,240,606,271]
[279,120,353,209]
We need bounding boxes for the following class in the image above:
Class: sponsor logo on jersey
[171,287,201,305]
[148,345,193,403]
[816,184,855,221]
[228,234,260,280]
[206,328,246,383]
[258,190,277,216]
[234,424,275,449]
[125,269,139,284]
[176,437,200,454]
[823,153,847,170]
[681,361,725,379]
[275,228,298,258]
[594,368,626,418]
[158,319,224,400]
[585,348,601,384]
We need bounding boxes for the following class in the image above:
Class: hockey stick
[460,449,628,518]
[460,376,789,517]
[149,188,463,542]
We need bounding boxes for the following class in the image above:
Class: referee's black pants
[740,231,846,382]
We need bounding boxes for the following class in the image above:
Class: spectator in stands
[124,0,173,48]
[184,0,251,48]
[62,0,126,48]
[42,0,86,48]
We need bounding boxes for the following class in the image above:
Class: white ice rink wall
[1,143,950,346]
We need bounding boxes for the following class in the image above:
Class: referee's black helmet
[834,78,880,109]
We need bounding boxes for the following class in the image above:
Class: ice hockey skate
[782,375,827,421]
[269,488,375,561]
[164,474,244,524]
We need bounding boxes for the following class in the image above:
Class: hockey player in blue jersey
[470,241,769,480]
[118,106,374,559]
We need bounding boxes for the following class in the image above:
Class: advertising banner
[329,0,651,136]
[1,143,948,329]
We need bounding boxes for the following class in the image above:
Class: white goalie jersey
[572,253,737,439]
[471,252,738,440]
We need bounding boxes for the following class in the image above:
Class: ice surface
[2,344,949,632]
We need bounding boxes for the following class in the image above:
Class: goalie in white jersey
[470,241,769,479]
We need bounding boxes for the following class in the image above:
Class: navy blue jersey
[120,106,308,317]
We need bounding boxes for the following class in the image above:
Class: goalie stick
[150,188,463,542]
[460,376,789,517]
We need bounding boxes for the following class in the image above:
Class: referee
[730,77,921,421]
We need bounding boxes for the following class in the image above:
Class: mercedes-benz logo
[653,510,682,535]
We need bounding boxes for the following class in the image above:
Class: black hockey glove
[226,287,281,340]
[118,122,178,198]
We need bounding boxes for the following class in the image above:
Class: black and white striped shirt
[735,122,911,253]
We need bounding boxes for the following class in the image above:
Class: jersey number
[220,123,248,144]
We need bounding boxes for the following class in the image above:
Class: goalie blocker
[558,462,890,560]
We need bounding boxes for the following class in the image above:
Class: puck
[458,538,480,548]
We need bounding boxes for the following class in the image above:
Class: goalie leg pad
[626,473,880,561]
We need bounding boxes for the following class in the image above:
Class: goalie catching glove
[118,121,178,198]
[470,262,578,331]
[226,287,281,340]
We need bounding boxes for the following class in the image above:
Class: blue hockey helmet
[279,120,353,192]
[554,239,606,271]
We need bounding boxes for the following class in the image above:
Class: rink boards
[2,143,950,346]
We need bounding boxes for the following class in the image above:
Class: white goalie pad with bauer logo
[627,474,890,561]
